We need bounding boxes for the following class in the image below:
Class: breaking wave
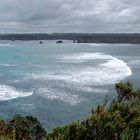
[31,53,132,104]
[0,85,33,101]
[34,53,132,86]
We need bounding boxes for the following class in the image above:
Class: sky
[0,0,140,33]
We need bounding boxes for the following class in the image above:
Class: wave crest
[34,53,132,86]
[0,85,33,101]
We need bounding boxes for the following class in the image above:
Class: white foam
[88,43,105,47]
[33,53,132,86]
[0,85,33,101]
[59,53,107,63]
[37,87,85,105]
[32,53,132,104]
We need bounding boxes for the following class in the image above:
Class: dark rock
[56,40,63,43]
[39,41,43,44]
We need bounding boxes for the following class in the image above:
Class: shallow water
[0,41,139,130]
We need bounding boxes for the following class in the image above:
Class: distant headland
[0,33,140,44]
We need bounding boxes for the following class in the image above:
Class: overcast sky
[0,0,140,33]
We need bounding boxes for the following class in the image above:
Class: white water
[32,53,132,104]
[0,85,33,101]
[34,53,132,86]
[38,87,85,105]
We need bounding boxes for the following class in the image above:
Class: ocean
[0,40,140,131]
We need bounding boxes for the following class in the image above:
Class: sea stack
[39,41,43,44]
[56,40,63,43]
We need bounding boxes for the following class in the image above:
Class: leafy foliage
[0,115,46,140]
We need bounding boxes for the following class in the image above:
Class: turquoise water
[0,41,140,130]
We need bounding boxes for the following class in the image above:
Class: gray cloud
[0,0,140,33]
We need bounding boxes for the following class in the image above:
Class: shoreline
[0,33,140,44]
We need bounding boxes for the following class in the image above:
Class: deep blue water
[0,41,140,131]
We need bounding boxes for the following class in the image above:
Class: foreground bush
[0,82,140,140]
[0,115,46,140]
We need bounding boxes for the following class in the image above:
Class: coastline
[0,33,140,44]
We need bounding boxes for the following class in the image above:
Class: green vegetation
[0,115,46,140]
[1,82,140,140]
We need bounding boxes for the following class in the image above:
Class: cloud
[0,0,140,33]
